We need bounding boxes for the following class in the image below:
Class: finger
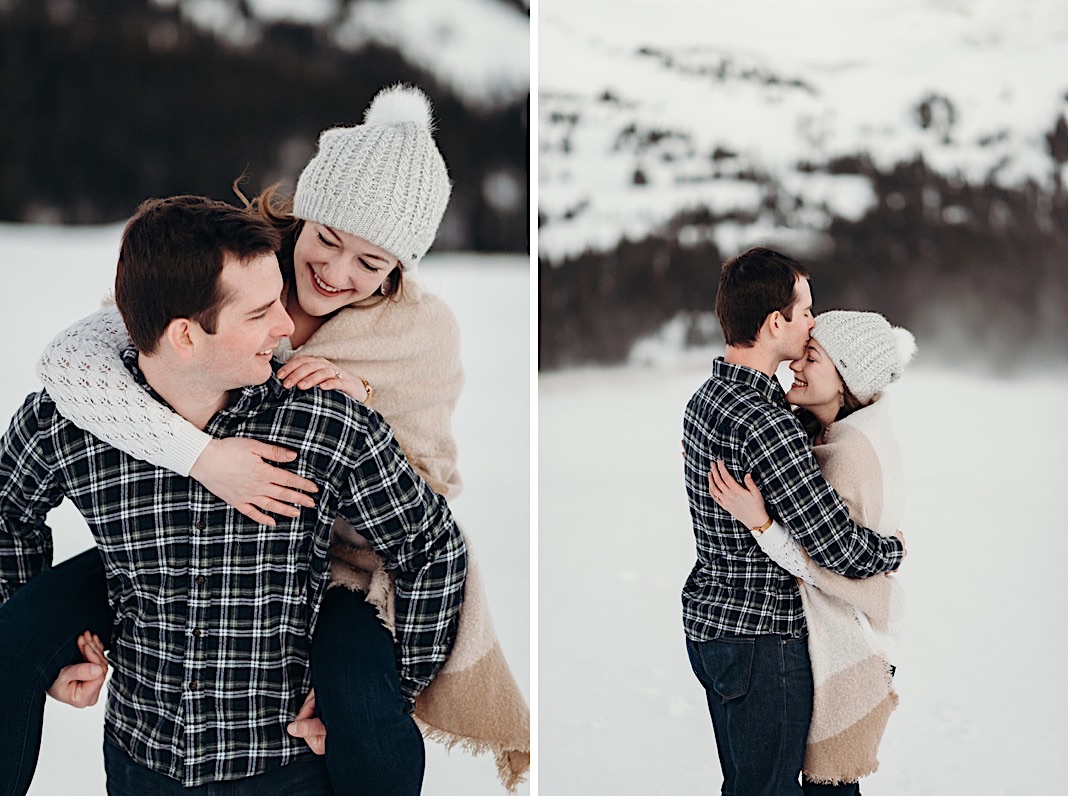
[259,482,316,509]
[276,356,320,379]
[250,442,298,464]
[81,676,107,707]
[236,503,277,527]
[708,462,725,493]
[296,370,334,390]
[715,459,736,490]
[250,496,303,519]
[62,662,105,684]
[743,473,759,493]
[293,689,317,721]
[266,468,319,495]
[280,362,320,387]
[286,716,326,739]
[82,638,108,667]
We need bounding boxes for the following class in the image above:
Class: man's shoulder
[687,373,791,426]
[259,380,389,453]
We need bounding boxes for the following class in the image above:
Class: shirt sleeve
[336,411,467,700]
[35,305,211,476]
[745,413,903,578]
[0,393,66,603]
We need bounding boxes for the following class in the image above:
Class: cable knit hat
[293,84,452,273]
[812,311,917,403]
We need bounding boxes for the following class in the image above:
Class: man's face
[780,277,815,362]
[196,252,293,391]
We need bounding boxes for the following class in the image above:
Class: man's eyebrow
[246,299,276,317]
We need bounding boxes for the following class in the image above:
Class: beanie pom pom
[892,326,917,368]
[365,84,435,131]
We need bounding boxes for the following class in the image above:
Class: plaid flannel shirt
[681,357,903,641]
[0,350,466,787]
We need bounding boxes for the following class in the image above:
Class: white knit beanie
[812,311,917,403]
[293,84,452,272]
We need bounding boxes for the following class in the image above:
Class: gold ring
[334,370,341,380]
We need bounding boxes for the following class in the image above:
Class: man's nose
[273,304,295,338]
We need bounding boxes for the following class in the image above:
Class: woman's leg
[311,587,425,796]
[0,548,112,796]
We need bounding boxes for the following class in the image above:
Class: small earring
[380,281,387,295]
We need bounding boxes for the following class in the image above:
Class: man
[681,247,904,794]
[0,196,466,793]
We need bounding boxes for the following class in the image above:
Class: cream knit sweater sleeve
[34,304,211,476]
[754,522,817,585]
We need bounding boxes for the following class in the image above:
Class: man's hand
[286,688,326,755]
[892,529,908,571]
[189,438,319,526]
[47,631,108,709]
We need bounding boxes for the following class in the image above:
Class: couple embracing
[682,247,915,794]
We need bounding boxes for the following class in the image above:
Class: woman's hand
[707,459,771,530]
[277,356,369,403]
[189,438,319,526]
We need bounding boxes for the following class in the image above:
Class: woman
[4,85,528,795]
[708,310,915,794]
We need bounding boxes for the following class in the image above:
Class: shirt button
[192,628,202,638]
[189,680,199,691]
[195,575,206,586]
[195,521,206,530]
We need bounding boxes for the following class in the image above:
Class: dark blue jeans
[0,550,424,796]
[104,740,333,795]
[0,548,113,796]
[687,634,814,796]
[311,587,425,796]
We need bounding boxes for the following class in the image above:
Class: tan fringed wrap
[797,395,906,785]
[294,280,530,790]
[328,528,530,791]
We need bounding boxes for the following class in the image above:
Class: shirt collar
[711,356,788,408]
[120,346,286,414]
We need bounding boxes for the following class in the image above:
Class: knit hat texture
[293,84,452,272]
[812,311,917,403]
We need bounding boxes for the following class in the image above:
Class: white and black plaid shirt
[681,358,903,641]
[0,349,466,786]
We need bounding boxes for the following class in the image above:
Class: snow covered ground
[0,224,529,795]
[539,357,1068,794]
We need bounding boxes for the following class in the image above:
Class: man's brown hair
[714,247,809,347]
[114,195,281,353]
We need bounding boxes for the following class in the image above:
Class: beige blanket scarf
[296,280,530,791]
[799,396,906,785]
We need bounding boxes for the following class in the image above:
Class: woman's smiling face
[785,338,844,413]
[291,222,400,317]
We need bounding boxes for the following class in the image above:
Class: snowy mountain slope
[159,0,530,107]
[539,0,1068,261]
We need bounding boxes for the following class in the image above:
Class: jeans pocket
[693,636,754,701]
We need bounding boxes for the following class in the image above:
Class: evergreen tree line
[539,154,1068,370]
[0,0,528,255]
